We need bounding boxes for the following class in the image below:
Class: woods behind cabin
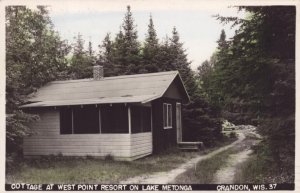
[6,5,295,183]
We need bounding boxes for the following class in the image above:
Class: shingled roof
[21,71,190,108]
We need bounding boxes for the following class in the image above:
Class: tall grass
[234,143,295,184]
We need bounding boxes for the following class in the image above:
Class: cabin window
[163,103,172,129]
[131,106,151,133]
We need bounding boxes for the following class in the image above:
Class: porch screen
[60,108,72,134]
[73,106,99,134]
[131,106,151,133]
[60,105,129,134]
[101,104,129,133]
[60,106,100,134]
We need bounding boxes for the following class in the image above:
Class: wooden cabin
[21,66,190,160]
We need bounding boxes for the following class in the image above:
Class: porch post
[128,106,131,134]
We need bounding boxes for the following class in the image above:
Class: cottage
[21,66,190,160]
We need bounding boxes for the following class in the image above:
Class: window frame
[163,103,173,129]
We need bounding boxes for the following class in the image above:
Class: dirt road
[120,128,259,184]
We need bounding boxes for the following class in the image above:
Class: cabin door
[176,103,182,143]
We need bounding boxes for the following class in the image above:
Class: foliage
[114,6,141,75]
[6,5,222,156]
[6,6,70,154]
[229,131,237,139]
[201,6,295,181]
[142,15,160,73]
[97,33,116,77]
[234,142,294,183]
[69,34,96,79]
[97,10,222,145]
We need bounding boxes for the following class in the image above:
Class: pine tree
[112,29,126,75]
[69,34,95,79]
[113,5,141,75]
[210,6,295,181]
[142,14,160,72]
[88,40,93,57]
[217,29,228,50]
[156,27,222,144]
[156,35,172,71]
[169,27,197,96]
[98,33,117,76]
[87,40,97,68]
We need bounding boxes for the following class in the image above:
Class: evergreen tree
[217,29,228,50]
[169,27,197,96]
[156,35,172,71]
[98,33,117,76]
[142,15,160,72]
[69,33,95,79]
[156,27,222,144]
[112,29,126,75]
[113,5,141,75]
[88,40,93,57]
[210,6,295,182]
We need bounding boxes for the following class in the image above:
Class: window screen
[60,105,129,134]
[73,106,100,134]
[101,104,128,133]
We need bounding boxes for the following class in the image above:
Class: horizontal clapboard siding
[130,132,153,157]
[24,109,154,160]
[23,109,132,158]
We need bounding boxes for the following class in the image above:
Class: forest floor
[121,128,261,184]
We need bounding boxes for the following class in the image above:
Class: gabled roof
[21,71,190,108]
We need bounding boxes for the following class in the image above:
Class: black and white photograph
[2,0,298,191]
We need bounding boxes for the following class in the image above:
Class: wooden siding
[131,132,153,158]
[152,98,180,153]
[23,109,152,160]
[163,80,181,99]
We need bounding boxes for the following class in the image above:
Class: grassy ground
[6,148,199,184]
[234,146,295,184]
[6,135,237,184]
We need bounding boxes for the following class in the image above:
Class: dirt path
[212,129,261,184]
[212,149,252,183]
[120,131,246,184]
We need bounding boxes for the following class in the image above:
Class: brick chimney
[93,65,103,80]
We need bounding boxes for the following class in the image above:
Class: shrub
[229,131,237,139]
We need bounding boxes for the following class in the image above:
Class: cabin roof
[21,71,190,108]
